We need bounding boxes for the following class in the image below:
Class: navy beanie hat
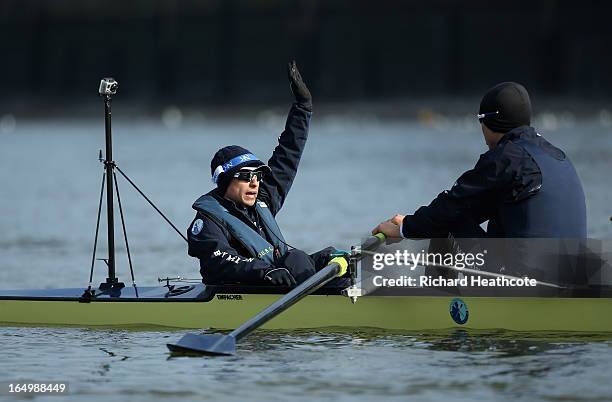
[479,82,532,133]
[210,145,268,193]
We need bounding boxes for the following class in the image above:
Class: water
[1,328,611,401]
[1,113,611,401]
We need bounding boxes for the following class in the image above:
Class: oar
[167,233,386,356]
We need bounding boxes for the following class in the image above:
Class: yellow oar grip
[329,257,348,277]
[374,233,387,241]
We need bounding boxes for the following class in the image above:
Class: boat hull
[1,285,611,332]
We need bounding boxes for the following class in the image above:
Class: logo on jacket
[449,298,469,325]
[258,246,274,258]
[191,219,204,236]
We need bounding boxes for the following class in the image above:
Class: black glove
[274,249,317,283]
[264,267,297,287]
[288,60,312,112]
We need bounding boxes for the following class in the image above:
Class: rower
[187,61,347,287]
[372,82,587,277]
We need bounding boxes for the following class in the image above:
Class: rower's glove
[288,60,312,112]
[264,267,297,287]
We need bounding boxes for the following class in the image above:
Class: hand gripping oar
[167,233,387,356]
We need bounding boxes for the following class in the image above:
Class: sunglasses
[477,111,499,122]
[233,170,264,182]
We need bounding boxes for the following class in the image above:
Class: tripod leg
[85,173,106,293]
[113,172,138,296]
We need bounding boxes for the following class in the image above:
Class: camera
[99,78,118,96]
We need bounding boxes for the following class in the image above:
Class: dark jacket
[188,103,311,283]
[401,126,586,239]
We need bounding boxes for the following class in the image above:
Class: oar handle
[363,233,386,251]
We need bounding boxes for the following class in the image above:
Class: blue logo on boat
[449,298,469,325]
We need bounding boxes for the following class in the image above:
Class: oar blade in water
[167,333,236,356]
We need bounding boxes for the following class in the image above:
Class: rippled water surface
[0,115,611,401]
[2,328,612,402]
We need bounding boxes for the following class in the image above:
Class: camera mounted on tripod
[99,78,118,97]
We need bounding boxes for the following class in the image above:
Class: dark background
[2,0,612,111]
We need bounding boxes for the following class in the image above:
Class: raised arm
[259,61,312,215]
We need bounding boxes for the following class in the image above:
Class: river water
[0,110,611,401]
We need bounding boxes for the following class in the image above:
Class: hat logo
[212,153,258,184]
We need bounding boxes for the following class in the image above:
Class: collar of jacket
[496,124,566,162]
[497,125,537,147]
[211,188,259,228]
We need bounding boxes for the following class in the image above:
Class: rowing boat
[2,78,611,335]
[2,283,611,332]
